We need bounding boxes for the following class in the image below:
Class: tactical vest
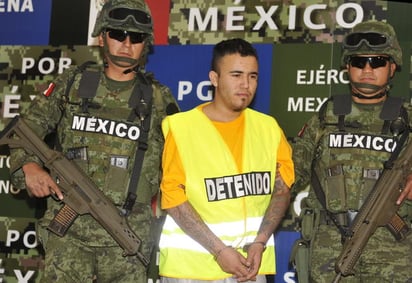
[55,63,165,207]
[159,107,279,279]
[308,95,410,218]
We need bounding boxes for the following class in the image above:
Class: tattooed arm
[166,198,252,281]
[245,163,292,278]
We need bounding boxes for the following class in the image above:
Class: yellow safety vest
[159,106,282,279]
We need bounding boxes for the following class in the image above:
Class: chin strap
[351,83,388,100]
[350,71,392,100]
[123,66,140,74]
[102,35,139,69]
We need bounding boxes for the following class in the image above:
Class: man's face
[209,53,258,112]
[99,29,146,69]
[347,54,396,99]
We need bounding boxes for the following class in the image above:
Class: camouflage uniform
[292,21,412,283]
[8,0,179,282]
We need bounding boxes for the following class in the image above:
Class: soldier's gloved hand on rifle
[397,174,412,204]
[22,162,63,200]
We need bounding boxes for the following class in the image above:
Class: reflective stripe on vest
[159,106,281,279]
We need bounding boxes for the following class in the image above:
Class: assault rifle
[333,136,412,282]
[0,116,149,266]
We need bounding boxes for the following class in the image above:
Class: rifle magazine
[386,213,411,241]
[48,204,79,237]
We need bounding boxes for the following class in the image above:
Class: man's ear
[209,70,218,87]
[390,62,397,78]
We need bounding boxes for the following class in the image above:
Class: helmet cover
[341,20,402,68]
[92,0,153,37]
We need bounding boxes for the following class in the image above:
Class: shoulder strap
[122,71,154,216]
[78,65,101,113]
[78,69,101,99]
[317,95,344,143]
[332,94,352,116]
[53,61,97,150]
[63,61,97,101]
[333,94,352,131]
[127,72,153,123]
[380,96,404,135]
[318,95,352,131]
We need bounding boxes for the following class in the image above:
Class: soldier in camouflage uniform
[8,0,179,282]
[291,21,412,282]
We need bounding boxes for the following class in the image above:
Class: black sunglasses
[349,56,390,69]
[106,28,148,44]
[108,8,152,25]
[343,32,390,50]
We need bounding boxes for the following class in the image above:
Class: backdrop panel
[0,1,411,282]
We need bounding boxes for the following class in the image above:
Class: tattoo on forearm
[168,202,222,254]
[258,168,291,239]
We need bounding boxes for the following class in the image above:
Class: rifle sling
[123,73,153,216]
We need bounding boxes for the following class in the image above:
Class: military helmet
[341,20,402,68]
[92,0,153,37]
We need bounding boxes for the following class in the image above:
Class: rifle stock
[0,116,149,266]
[333,137,412,281]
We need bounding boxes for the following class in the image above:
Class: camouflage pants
[309,224,412,283]
[41,233,147,283]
